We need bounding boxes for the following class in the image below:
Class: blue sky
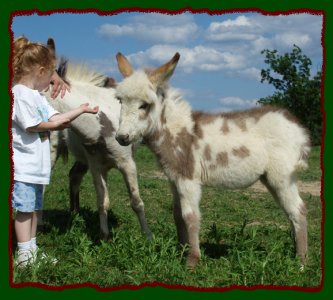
[11,11,323,112]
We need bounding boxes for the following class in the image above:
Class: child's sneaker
[15,249,33,268]
[32,247,58,265]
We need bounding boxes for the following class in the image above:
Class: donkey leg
[170,182,188,245]
[119,160,152,239]
[261,175,308,265]
[90,168,110,239]
[69,161,88,212]
[175,179,202,269]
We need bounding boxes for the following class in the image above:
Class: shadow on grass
[201,242,231,259]
[11,208,120,251]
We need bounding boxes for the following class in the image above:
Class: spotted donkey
[114,52,310,269]
[42,39,152,240]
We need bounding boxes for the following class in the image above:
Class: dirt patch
[250,181,321,197]
[145,171,321,197]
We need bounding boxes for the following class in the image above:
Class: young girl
[11,36,99,268]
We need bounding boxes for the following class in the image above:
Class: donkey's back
[193,106,310,188]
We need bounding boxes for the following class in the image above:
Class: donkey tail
[295,143,311,172]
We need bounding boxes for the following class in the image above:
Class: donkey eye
[116,96,122,104]
[139,103,149,110]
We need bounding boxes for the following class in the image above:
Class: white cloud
[210,15,251,29]
[250,36,272,55]
[274,33,311,48]
[206,15,262,42]
[97,13,198,44]
[207,32,258,42]
[206,14,322,52]
[247,14,321,53]
[219,96,258,111]
[236,67,262,81]
[98,24,134,36]
[126,45,246,73]
[203,13,322,80]
[91,12,322,86]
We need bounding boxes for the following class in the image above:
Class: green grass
[12,146,322,288]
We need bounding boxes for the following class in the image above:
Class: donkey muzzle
[116,133,131,146]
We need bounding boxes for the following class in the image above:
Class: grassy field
[12,145,322,288]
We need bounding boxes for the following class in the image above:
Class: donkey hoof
[145,231,154,240]
[100,232,110,241]
[186,253,200,270]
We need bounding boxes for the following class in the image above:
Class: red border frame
[8,7,326,293]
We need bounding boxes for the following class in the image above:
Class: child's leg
[32,185,44,250]
[30,211,38,251]
[12,181,43,266]
[31,211,38,239]
[14,211,33,243]
[14,211,34,267]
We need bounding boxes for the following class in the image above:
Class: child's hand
[50,72,71,99]
[80,103,99,114]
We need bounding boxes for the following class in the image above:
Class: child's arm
[27,103,99,133]
[26,118,71,132]
[50,103,99,123]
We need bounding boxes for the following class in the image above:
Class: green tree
[258,45,322,145]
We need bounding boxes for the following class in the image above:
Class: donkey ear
[47,38,56,59]
[149,52,180,86]
[116,52,134,77]
[47,38,55,52]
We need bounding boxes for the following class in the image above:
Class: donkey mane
[159,88,194,132]
[57,57,109,88]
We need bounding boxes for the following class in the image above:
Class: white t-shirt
[11,84,59,184]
